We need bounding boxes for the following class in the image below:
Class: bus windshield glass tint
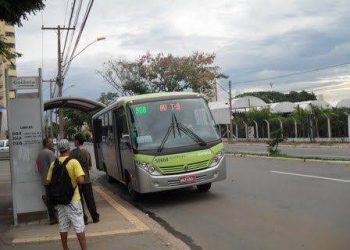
[130,98,220,150]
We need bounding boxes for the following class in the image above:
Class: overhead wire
[63,0,83,68]
[231,61,350,85]
[216,61,350,101]
[63,0,95,78]
[62,0,76,57]
[63,0,70,27]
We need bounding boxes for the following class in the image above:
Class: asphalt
[225,142,350,159]
[4,143,350,250]
[122,156,350,250]
[0,160,189,250]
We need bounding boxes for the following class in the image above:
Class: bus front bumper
[136,157,226,193]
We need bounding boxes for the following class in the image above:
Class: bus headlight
[210,151,224,167]
[135,161,161,175]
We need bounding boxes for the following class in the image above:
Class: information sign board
[6,70,45,225]
[9,77,39,90]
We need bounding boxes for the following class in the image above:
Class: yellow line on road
[12,228,143,244]
[93,185,149,231]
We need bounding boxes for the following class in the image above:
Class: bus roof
[93,92,202,118]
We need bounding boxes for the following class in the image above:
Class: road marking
[271,171,350,183]
[12,228,145,244]
[12,185,149,244]
[93,185,149,231]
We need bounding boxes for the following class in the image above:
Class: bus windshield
[129,98,220,151]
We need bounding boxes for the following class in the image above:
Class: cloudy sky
[16,0,350,102]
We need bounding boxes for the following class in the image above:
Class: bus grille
[157,160,210,175]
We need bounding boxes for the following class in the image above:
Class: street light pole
[228,80,233,143]
[62,37,106,69]
[57,26,64,139]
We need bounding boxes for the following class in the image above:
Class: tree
[286,91,316,102]
[63,109,93,138]
[97,52,226,98]
[97,92,119,105]
[236,90,317,103]
[0,0,45,60]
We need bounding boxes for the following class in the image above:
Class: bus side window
[108,111,114,142]
[116,107,129,136]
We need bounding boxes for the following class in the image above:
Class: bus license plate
[179,175,196,184]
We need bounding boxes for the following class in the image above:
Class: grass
[226,151,350,162]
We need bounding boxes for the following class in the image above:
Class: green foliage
[0,36,21,61]
[63,109,93,138]
[0,0,45,60]
[98,92,119,105]
[234,105,349,140]
[236,90,316,103]
[0,0,45,26]
[267,129,285,154]
[286,91,317,102]
[98,52,226,98]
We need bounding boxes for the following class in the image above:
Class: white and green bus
[92,92,226,199]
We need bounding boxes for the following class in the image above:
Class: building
[0,21,17,138]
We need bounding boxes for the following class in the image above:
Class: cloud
[14,0,350,102]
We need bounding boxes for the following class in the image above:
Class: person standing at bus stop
[70,133,100,224]
[36,138,57,225]
[47,139,87,250]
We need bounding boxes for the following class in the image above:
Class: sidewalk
[0,160,189,250]
[222,139,350,148]
[224,141,350,161]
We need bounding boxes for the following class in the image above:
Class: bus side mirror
[121,134,131,149]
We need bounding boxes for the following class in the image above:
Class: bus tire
[126,174,139,201]
[104,164,113,183]
[197,183,211,192]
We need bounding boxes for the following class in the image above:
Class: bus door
[115,107,133,182]
[92,118,103,170]
[106,111,121,180]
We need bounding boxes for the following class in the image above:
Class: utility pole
[42,25,75,139]
[228,80,233,143]
[43,79,56,138]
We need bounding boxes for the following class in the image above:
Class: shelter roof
[269,102,297,113]
[334,99,350,108]
[44,96,106,113]
[231,96,267,109]
[295,100,330,110]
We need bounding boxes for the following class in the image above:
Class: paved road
[100,156,350,250]
[225,143,350,159]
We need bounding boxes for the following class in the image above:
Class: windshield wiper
[157,113,207,153]
[173,114,207,146]
[157,113,177,153]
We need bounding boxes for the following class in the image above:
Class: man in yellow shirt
[47,139,87,250]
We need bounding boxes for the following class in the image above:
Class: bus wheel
[106,173,113,183]
[197,183,211,192]
[126,177,139,202]
[104,165,113,183]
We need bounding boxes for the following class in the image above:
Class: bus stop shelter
[44,96,106,113]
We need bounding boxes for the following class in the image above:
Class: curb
[225,153,350,165]
[224,142,350,149]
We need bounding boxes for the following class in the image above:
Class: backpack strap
[61,157,79,191]
[54,158,61,168]
[62,156,72,167]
